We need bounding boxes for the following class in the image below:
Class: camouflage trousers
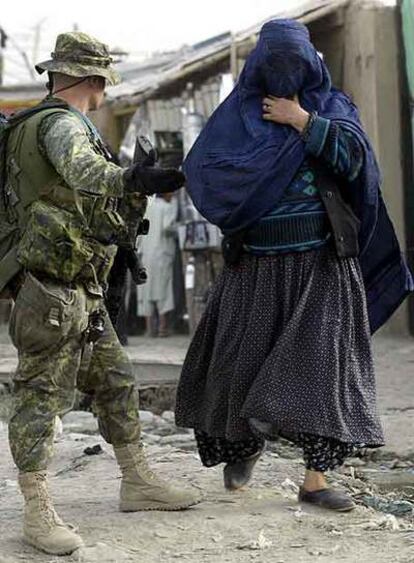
[8,272,140,472]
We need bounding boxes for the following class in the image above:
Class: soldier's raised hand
[124,164,185,196]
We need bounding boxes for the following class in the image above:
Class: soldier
[2,32,200,556]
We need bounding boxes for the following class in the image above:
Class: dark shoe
[223,448,264,491]
[298,487,356,512]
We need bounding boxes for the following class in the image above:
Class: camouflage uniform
[7,34,144,473]
[9,275,140,472]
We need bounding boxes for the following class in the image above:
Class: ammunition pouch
[17,200,94,283]
[78,239,118,285]
[90,207,126,244]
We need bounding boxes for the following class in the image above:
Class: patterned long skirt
[175,246,384,472]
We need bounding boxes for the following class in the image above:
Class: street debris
[293,507,309,520]
[280,478,300,496]
[83,444,103,456]
[359,494,413,517]
[75,542,135,562]
[308,544,341,557]
[349,514,402,532]
[238,530,273,551]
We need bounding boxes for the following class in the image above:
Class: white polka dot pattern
[175,246,384,449]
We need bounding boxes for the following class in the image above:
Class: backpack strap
[7,99,108,155]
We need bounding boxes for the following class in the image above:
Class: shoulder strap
[8,100,106,151]
[7,100,71,129]
[68,108,113,160]
[312,158,360,258]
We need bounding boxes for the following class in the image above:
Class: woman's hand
[262,95,310,133]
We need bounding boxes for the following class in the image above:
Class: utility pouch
[83,239,118,284]
[90,207,126,244]
[17,200,94,282]
[9,272,76,354]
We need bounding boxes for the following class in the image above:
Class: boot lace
[131,442,167,486]
[34,474,63,530]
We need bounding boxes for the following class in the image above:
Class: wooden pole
[230,34,238,81]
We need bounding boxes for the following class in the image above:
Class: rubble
[161,410,176,424]
[139,410,156,425]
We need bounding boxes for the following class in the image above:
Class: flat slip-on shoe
[224,448,264,491]
[298,487,356,512]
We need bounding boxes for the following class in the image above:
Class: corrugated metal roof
[0,82,45,101]
[107,0,349,104]
[108,32,232,100]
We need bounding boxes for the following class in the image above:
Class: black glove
[124,164,185,195]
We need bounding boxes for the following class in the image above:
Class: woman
[175,20,413,511]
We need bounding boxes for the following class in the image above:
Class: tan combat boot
[18,472,84,555]
[114,442,202,511]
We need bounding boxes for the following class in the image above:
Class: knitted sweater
[244,116,364,255]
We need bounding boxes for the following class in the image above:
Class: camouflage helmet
[35,32,121,86]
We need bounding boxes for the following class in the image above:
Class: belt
[244,213,331,250]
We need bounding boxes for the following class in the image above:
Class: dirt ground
[1,423,414,563]
[0,334,413,563]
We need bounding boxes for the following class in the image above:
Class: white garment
[137,197,178,317]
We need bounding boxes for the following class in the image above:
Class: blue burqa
[183,19,413,333]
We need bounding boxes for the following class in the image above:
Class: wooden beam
[230,34,238,80]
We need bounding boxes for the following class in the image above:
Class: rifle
[105,135,158,333]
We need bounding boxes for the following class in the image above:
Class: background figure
[138,193,178,337]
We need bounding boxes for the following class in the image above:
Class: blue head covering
[184,19,413,332]
[184,19,377,235]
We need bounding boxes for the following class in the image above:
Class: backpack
[0,102,75,296]
[0,112,21,296]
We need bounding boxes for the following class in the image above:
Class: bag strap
[311,158,360,258]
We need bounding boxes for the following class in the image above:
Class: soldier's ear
[89,76,106,91]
